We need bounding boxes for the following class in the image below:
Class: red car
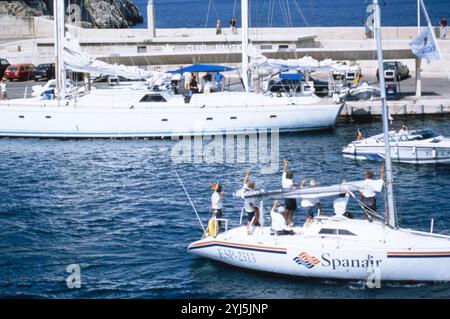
[3,63,35,81]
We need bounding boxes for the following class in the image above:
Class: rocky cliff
[0,0,143,28]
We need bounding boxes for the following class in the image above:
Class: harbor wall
[0,15,445,41]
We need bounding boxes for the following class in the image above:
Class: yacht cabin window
[318,228,356,236]
[139,94,167,103]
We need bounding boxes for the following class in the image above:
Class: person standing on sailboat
[242,171,260,234]
[300,179,321,223]
[360,167,385,221]
[282,159,297,227]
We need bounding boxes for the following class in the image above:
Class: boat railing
[239,207,245,225]
[216,218,228,233]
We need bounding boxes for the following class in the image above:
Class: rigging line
[232,0,237,17]
[284,0,291,28]
[292,0,327,61]
[346,189,385,222]
[205,0,212,28]
[278,0,289,27]
[269,0,275,27]
[286,0,293,28]
[174,165,206,234]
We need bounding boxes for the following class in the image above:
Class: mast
[241,0,249,92]
[373,0,397,228]
[54,0,66,100]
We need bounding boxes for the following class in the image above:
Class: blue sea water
[133,0,450,29]
[1,117,450,298]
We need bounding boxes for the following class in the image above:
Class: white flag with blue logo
[409,26,442,63]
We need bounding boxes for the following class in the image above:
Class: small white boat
[342,129,450,164]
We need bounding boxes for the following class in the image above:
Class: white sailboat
[188,0,450,282]
[0,0,342,138]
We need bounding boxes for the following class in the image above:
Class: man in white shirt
[398,124,409,135]
[270,201,294,235]
[360,167,384,221]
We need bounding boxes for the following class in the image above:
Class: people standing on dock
[230,16,237,34]
[216,19,222,35]
[440,17,448,39]
[282,159,297,227]
[363,19,373,39]
[0,79,7,100]
[360,167,385,222]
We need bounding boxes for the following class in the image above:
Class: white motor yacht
[342,129,450,164]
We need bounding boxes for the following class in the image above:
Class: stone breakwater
[0,0,143,28]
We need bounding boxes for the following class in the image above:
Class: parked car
[0,58,10,78]
[3,63,35,81]
[34,63,55,81]
[376,61,410,82]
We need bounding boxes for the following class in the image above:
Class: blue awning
[167,64,236,74]
[280,73,303,81]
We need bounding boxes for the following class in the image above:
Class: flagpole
[416,0,421,97]
[417,0,420,35]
